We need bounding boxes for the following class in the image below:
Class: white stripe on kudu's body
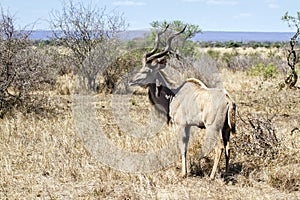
[129,25,236,179]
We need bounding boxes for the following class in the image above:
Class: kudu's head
[129,25,186,87]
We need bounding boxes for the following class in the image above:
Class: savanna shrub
[101,48,144,93]
[248,63,278,80]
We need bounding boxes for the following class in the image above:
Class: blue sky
[0,0,298,32]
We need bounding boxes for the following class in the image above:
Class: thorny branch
[285,28,300,89]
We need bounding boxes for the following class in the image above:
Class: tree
[50,0,128,91]
[282,12,300,29]
[282,12,300,89]
[149,20,202,57]
[0,8,57,117]
[0,8,31,117]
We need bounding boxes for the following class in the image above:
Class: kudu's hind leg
[178,125,191,178]
[225,142,230,175]
[210,143,223,179]
[222,128,231,176]
[203,126,223,179]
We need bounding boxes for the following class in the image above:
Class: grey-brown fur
[169,78,236,178]
[129,25,236,179]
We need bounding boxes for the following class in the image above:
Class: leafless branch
[285,28,299,89]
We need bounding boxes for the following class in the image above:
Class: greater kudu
[129,25,236,179]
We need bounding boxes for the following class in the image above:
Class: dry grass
[1,50,300,199]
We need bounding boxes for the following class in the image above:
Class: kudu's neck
[147,82,175,124]
[146,71,186,123]
[155,71,182,94]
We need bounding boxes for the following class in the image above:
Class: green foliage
[207,49,221,61]
[149,20,202,57]
[282,12,300,29]
[198,41,284,49]
[150,20,201,39]
[222,50,239,64]
[228,41,242,48]
[248,63,278,80]
[180,39,200,57]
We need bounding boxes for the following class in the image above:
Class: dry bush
[227,55,254,71]
[9,46,61,116]
[55,74,75,95]
[100,48,143,93]
[268,163,300,192]
[0,9,60,117]
[225,71,300,192]
[203,47,288,74]
[165,54,223,88]
[0,9,30,117]
[228,52,287,74]
[15,46,58,92]
[232,114,279,176]
[267,126,300,192]
[50,0,127,91]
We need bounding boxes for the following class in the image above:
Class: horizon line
[29,29,294,33]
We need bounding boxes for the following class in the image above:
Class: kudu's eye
[143,68,152,73]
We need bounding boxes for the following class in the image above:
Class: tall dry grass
[0,48,300,199]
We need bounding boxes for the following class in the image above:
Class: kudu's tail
[226,94,236,134]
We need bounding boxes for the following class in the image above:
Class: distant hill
[29,30,151,41]
[29,30,294,42]
[30,30,54,40]
[117,30,150,40]
[193,31,294,42]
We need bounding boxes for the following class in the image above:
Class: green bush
[248,63,278,80]
[198,41,285,48]
[228,41,242,48]
[222,50,239,65]
[207,49,221,61]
